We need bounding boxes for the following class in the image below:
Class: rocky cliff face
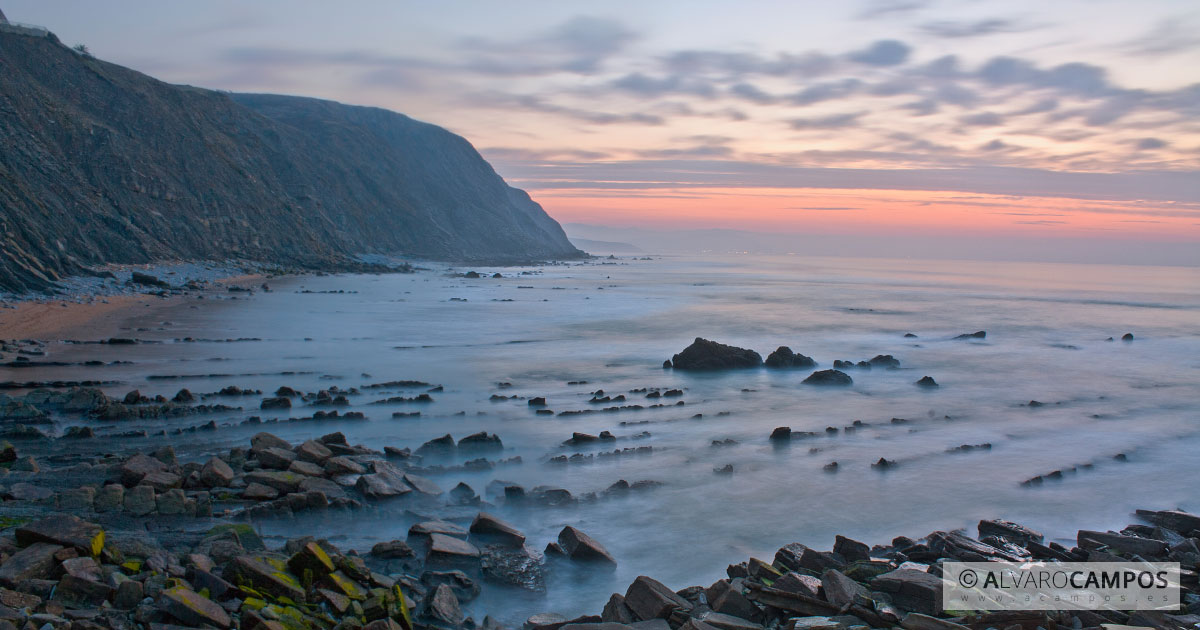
[0,30,582,293]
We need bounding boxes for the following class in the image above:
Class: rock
[0,442,13,463]
[558,526,617,566]
[15,515,104,556]
[411,521,470,539]
[802,370,852,386]
[356,470,412,499]
[710,586,760,623]
[251,432,292,451]
[421,584,463,627]
[470,512,526,547]
[764,347,816,368]
[52,573,112,608]
[458,432,503,451]
[289,460,325,476]
[8,455,37,472]
[870,569,941,616]
[527,613,569,630]
[244,470,304,494]
[243,483,279,501]
[228,555,306,602]
[123,484,156,515]
[257,447,298,470]
[117,453,167,487]
[157,584,232,627]
[868,354,900,368]
[914,376,938,388]
[113,579,144,609]
[528,397,547,407]
[1077,530,1168,557]
[1122,333,1134,341]
[954,331,986,339]
[977,519,1043,544]
[699,612,762,630]
[155,488,188,515]
[670,338,762,370]
[769,427,791,441]
[288,541,336,577]
[624,576,691,620]
[56,487,95,511]
[1135,509,1200,534]
[260,397,291,410]
[199,457,235,487]
[417,434,456,454]
[172,389,195,403]
[139,470,182,491]
[774,573,822,598]
[403,472,443,495]
[426,533,480,565]
[602,594,636,624]
[833,535,870,562]
[0,543,62,586]
[91,484,124,512]
[296,439,333,463]
[789,617,842,630]
[370,541,414,559]
[899,613,971,630]
[821,569,870,607]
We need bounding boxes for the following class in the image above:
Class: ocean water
[10,254,1200,622]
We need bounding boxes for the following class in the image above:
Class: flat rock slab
[403,473,443,495]
[228,556,306,603]
[16,515,104,556]
[1077,530,1168,557]
[470,512,526,547]
[244,470,305,494]
[410,521,469,539]
[159,586,232,628]
[427,533,480,563]
[870,569,942,616]
[0,543,63,586]
[624,575,691,620]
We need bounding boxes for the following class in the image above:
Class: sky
[8,1,1200,261]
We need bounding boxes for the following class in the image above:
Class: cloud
[462,91,664,125]
[856,0,929,20]
[981,139,1009,151]
[609,73,718,97]
[459,15,636,75]
[960,111,1004,126]
[1136,138,1168,150]
[662,50,834,78]
[847,40,912,66]
[729,83,777,104]
[788,112,867,129]
[789,79,863,105]
[1012,98,1059,115]
[919,18,1039,39]
[1123,17,1200,57]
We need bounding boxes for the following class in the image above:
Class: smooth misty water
[11,255,1200,623]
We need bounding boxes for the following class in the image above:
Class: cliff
[0,29,583,293]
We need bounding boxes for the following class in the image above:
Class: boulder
[820,569,870,607]
[833,535,871,562]
[250,432,291,451]
[421,584,463,627]
[324,456,366,475]
[802,370,852,386]
[260,397,291,410]
[403,472,443,495]
[558,526,617,566]
[123,484,156,515]
[243,482,279,501]
[954,331,986,339]
[158,585,232,628]
[0,543,62,586]
[470,512,526,547]
[296,439,333,464]
[116,453,167,487]
[245,470,304,494]
[977,519,1043,544]
[670,338,762,370]
[426,533,480,565]
[356,470,412,499]
[1077,530,1168,557]
[870,569,941,615]
[256,447,298,470]
[200,457,235,487]
[416,434,456,454]
[15,515,104,556]
[228,555,306,603]
[624,575,691,620]
[765,346,816,368]
[769,427,792,441]
[458,432,503,451]
[914,376,938,388]
[139,470,182,491]
[52,573,112,608]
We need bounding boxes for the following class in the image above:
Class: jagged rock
[470,512,526,547]
[954,331,986,339]
[557,526,617,566]
[769,427,791,441]
[16,515,104,556]
[820,569,870,607]
[670,338,762,370]
[458,432,503,451]
[602,594,636,624]
[833,535,870,562]
[871,569,942,615]
[417,434,457,454]
[117,453,167,487]
[802,370,852,386]
[773,573,822,598]
[0,543,62,586]
[977,519,1043,544]
[296,439,333,463]
[200,457,235,487]
[765,346,816,368]
[422,583,463,627]
[624,576,691,620]
[1077,530,1168,556]
[158,585,232,628]
[228,555,306,602]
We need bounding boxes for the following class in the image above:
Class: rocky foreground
[0,419,1197,630]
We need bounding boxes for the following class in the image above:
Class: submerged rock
[764,346,816,368]
[954,330,986,339]
[802,370,853,386]
[558,526,617,566]
[914,376,938,388]
[670,338,762,370]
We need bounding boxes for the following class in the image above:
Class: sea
[9,254,1200,622]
